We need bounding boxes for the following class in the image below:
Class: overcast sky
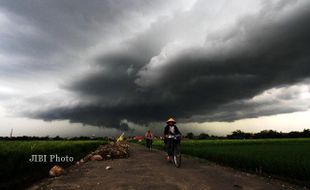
[0,0,310,137]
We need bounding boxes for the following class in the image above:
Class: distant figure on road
[164,118,182,161]
[145,130,154,150]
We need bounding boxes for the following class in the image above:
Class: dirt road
[29,143,300,190]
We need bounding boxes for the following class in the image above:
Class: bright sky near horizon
[0,0,310,137]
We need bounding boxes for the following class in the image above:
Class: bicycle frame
[171,138,181,168]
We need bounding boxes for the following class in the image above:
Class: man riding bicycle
[164,118,182,161]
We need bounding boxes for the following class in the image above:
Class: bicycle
[167,134,181,168]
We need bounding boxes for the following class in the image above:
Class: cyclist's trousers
[146,139,152,148]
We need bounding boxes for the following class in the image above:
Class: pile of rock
[49,142,129,177]
[80,142,130,163]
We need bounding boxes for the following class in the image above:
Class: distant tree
[254,130,282,139]
[198,133,209,139]
[227,130,252,139]
[186,132,195,139]
[77,136,91,140]
[53,136,62,140]
[209,135,220,140]
[302,129,310,137]
[288,131,300,138]
[41,136,49,140]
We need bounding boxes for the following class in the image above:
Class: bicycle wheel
[173,144,181,168]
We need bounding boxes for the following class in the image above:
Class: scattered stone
[91,154,103,161]
[105,166,112,170]
[49,165,65,177]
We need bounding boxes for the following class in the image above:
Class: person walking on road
[145,130,154,150]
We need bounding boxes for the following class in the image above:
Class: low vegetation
[138,138,310,186]
[0,140,107,190]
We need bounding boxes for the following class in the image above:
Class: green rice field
[0,140,107,190]
[140,138,310,186]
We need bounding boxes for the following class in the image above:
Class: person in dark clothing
[164,118,182,161]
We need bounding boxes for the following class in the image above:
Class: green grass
[0,140,107,190]
[136,138,310,186]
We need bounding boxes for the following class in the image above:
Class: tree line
[185,129,310,139]
[0,136,111,141]
[1,129,310,140]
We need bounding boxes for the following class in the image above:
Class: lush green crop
[143,138,310,186]
[0,140,107,190]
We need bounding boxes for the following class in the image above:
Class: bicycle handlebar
[167,134,181,139]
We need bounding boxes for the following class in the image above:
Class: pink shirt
[145,132,154,139]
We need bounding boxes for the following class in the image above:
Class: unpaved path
[28,143,301,190]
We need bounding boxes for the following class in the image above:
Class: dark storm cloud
[0,0,175,78]
[31,0,310,129]
[190,86,310,123]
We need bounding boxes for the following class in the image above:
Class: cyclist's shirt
[145,132,154,139]
[164,124,182,144]
[169,126,175,134]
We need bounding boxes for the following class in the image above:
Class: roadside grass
[0,140,107,190]
[133,138,310,186]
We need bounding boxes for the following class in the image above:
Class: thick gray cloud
[0,0,183,79]
[2,0,310,130]
[135,0,310,120]
[189,83,310,123]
